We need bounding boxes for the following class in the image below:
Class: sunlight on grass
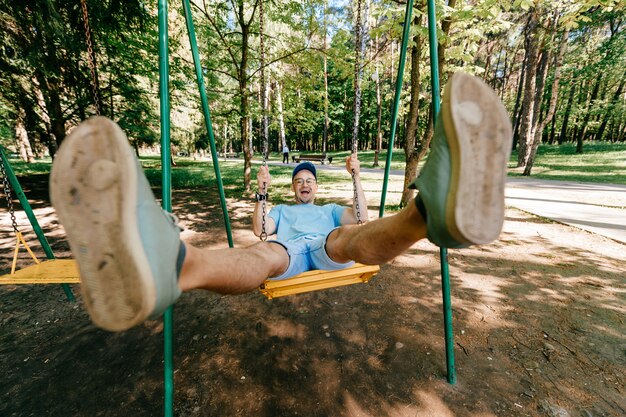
[5,142,626,192]
[509,142,626,184]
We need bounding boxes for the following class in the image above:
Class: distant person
[49,73,512,332]
[282,144,289,164]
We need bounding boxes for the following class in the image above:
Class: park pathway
[504,178,626,244]
[259,159,626,244]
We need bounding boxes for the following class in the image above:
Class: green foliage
[1,0,623,189]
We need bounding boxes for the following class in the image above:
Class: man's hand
[257,165,271,193]
[346,154,361,176]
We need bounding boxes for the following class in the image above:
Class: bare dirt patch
[1,177,624,417]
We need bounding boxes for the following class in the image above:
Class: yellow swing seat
[1,230,80,285]
[259,263,379,299]
[0,259,80,285]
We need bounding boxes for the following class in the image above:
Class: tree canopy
[1,0,624,189]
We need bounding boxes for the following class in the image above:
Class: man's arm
[340,154,369,225]
[253,165,277,237]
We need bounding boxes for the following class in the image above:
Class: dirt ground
[1,175,624,417]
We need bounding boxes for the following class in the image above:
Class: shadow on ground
[1,176,624,417]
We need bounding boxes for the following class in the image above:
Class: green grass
[509,142,626,185]
[5,142,626,195]
[5,157,55,176]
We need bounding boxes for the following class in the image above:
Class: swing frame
[163,0,456,415]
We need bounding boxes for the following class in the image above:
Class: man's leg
[51,117,289,331]
[326,202,427,265]
[179,242,289,294]
[327,72,512,264]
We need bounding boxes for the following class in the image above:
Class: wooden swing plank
[259,263,379,299]
[0,260,81,284]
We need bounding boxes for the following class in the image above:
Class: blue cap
[292,161,317,179]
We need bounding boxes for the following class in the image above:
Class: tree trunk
[523,29,568,176]
[374,62,383,166]
[595,72,625,142]
[500,48,510,98]
[549,109,557,144]
[276,82,287,150]
[516,8,540,167]
[400,13,423,207]
[558,81,576,145]
[15,108,35,163]
[323,1,329,154]
[528,12,558,151]
[239,7,253,191]
[576,74,603,145]
[511,52,527,150]
[437,0,456,82]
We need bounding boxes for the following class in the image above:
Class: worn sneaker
[411,72,513,248]
[50,117,183,331]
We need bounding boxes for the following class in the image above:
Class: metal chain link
[80,0,100,115]
[260,180,268,241]
[0,159,19,232]
[352,0,363,155]
[259,159,268,241]
[351,0,363,225]
[259,0,269,160]
[351,166,362,225]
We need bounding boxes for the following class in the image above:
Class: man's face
[292,170,318,204]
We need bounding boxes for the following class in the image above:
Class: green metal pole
[426,0,456,385]
[181,0,233,248]
[157,0,175,415]
[0,146,74,301]
[379,0,414,218]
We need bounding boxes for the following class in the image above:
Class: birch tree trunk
[373,36,382,167]
[276,82,287,150]
[323,0,329,154]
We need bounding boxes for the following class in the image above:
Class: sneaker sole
[50,117,156,331]
[442,73,513,244]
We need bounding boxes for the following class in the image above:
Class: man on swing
[50,73,512,332]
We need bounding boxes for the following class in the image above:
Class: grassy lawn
[509,142,626,184]
[5,142,626,195]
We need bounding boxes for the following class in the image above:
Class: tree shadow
[1,189,624,417]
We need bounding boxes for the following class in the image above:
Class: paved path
[250,159,626,244]
[504,178,626,244]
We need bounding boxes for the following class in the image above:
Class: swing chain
[0,158,18,232]
[260,181,268,241]
[351,165,362,226]
[260,160,268,241]
[80,0,100,116]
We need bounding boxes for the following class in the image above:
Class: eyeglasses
[293,178,316,186]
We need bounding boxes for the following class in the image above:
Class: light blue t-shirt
[268,203,346,242]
